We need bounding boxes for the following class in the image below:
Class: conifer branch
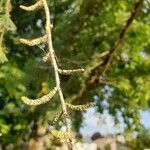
[21,87,57,106]
[20,1,43,11]
[20,35,47,46]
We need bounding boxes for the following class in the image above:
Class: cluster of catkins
[19,0,95,142]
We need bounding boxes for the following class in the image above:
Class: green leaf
[0,48,8,64]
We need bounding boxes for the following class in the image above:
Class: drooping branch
[42,0,72,134]
[70,0,144,104]
[19,0,96,146]
[20,0,71,134]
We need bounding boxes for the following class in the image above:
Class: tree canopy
[0,0,150,148]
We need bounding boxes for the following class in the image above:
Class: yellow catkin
[58,68,85,75]
[48,111,63,126]
[20,1,43,11]
[51,130,71,140]
[21,87,57,106]
[20,35,47,46]
[42,52,51,62]
[66,102,96,111]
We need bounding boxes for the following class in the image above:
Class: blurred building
[91,132,116,150]
[91,132,129,150]
[54,132,129,150]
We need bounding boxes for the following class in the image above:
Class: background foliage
[0,0,150,148]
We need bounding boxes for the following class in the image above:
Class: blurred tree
[128,127,150,150]
[0,0,149,149]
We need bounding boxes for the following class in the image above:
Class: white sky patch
[141,110,150,128]
[80,108,150,141]
[80,108,125,140]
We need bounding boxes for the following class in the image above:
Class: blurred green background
[0,0,150,149]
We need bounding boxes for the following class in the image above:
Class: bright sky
[141,110,150,128]
[80,108,150,139]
